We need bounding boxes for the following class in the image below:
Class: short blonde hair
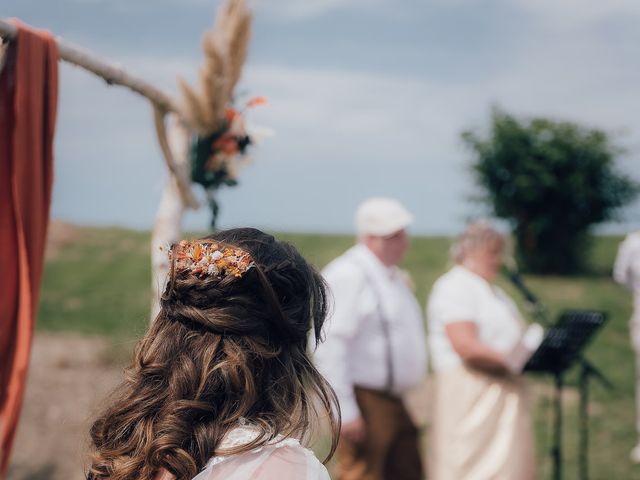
[451,222,506,264]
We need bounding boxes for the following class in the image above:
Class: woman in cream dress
[427,223,535,480]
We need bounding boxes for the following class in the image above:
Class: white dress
[614,231,640,347]
[190,427,330,480]
[613,232,640,442]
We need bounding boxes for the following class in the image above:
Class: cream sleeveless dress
[427,266,536,480]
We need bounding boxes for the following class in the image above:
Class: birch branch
[150,115,191,320]
[0,18,179,114]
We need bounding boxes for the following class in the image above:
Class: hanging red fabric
[0,19,58,477]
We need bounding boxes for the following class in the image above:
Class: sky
[4,0,640,234]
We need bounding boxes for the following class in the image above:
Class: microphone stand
[504,268,612,480]
[506,268,612,387]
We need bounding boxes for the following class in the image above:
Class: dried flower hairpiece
[169,240,255,279]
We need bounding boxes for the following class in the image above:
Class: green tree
[462,109,639,273]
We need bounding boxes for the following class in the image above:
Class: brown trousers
[336,387,424,480]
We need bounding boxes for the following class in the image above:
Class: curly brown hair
[86,228,340,480]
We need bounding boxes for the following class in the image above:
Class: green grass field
[38,227,639,479]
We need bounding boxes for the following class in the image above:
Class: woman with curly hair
[86,228,340,480]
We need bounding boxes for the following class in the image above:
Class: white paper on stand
[505,323,545,374]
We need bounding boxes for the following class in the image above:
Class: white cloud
[65,0,381,21]
[254,0,382,20]
[511,0,640,29]
[243,64,475,148]
[50,1,640,232]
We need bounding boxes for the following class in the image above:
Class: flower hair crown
[170,240,255,279]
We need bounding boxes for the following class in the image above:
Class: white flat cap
[355,197,414,237]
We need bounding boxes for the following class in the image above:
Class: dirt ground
[8,334,123,480]
[43,221,80,261]
[7,221,120,479]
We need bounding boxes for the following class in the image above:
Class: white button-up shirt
[614,231,640,316]
[314,244,427,423]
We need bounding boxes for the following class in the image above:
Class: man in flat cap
[315,197,427,480]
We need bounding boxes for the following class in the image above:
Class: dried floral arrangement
[178,0,268,228]
[170,239,255,279]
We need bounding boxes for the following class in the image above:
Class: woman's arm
[445,321,509,374]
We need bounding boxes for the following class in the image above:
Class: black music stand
[525,310,609,480]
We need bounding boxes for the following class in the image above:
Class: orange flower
[246,96,268,108]
[171,240,255,279]
[213,135,239,155]
[192,243,203,261]
[225,108,238,122]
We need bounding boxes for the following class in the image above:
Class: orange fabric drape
[0,19,58,477]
